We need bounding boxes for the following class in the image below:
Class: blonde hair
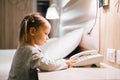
[19,12,47,46]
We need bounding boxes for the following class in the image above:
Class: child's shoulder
[18,44,40,54]
[26,45,41,54]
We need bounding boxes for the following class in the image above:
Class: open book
[69,50,103,67]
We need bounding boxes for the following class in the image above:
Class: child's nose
[46,36,49,40]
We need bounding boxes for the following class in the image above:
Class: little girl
[8,12,71,80]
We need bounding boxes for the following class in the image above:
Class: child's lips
[44,41,47,43]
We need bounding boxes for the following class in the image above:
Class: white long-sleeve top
[8,44,68,80]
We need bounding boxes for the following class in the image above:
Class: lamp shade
[46,4,59,19]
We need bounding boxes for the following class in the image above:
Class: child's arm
[30,52,69,71]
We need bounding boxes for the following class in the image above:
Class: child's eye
[45,33,48,35]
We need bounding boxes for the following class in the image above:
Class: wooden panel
[100,0,120,68]
[0,0,33,49]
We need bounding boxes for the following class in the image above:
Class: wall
[0,0,33,49]
[99,0,120,68]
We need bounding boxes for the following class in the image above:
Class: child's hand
[66,60,71,68]
[66,60,77,68]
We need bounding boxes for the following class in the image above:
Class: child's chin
[38,42,45,46]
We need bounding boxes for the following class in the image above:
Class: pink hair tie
[24,19,29,23]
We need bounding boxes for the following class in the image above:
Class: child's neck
[25,41,36,47]
[25,39,36,46]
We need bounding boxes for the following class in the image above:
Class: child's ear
[29,27,36,36]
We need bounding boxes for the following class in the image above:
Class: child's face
[31,22,51,46]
